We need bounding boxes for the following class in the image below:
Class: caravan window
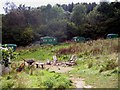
[49,39,52,42]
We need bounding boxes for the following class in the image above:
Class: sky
[0,0,118,14]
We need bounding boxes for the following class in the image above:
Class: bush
[43,79,54,88]
[0,79,14,89]
[99,58,118,72]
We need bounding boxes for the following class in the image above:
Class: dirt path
[70,77,85,88]
[45,65,74,73]
[45,65,93,88]
[70,76,93,88]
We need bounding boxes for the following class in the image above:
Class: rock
[58,67,60,70]
[84,85,93,88]
[0,64,10,75]
[69,75,73,77]
[4,67,10,74]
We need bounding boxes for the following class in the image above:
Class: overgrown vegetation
[68,53,119,88]
[56,38,118,55]
[0,70,72,88]
[1,39,119,88]
[0,46,18,68]
[16,39,118,61]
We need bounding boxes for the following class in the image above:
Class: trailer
[106,34,119,39]
[40,36,58,45]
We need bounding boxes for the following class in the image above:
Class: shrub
[99,58,118,72]
[36,70,72,88]
[0,79,14,89]
[43,79,54,88]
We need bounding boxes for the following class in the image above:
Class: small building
[72,36,85,42]
[106,34,119,39]
[40,36,58,45]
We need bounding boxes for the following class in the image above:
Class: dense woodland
[2,1,120,46]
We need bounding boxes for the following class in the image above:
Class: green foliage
[87,6,101,24]
[66,22,79,40]
[36,70,72,88]
[99,58,118,72]
[2,48,17,60]
[1,79,14,89]
[0,70,72,88]
[20,27,34,46]
[69,53,118,88]
[16,43,71,61]
[1,47,18,67]
[71,4,87,25]
[41,19,68,42]
[2,2,120,46]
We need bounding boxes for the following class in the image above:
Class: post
[53,55,57,65]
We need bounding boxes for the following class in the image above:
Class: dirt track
[45,65,74,73]
[45,65,93,88]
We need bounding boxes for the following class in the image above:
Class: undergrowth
[0,70,73,89]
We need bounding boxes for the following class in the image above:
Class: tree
[97,2,114,18]
[20,27,34,46]
[87,6,103,25]
[38,19,68,42]
[103,2,120,35]
[3,2,17,13]
[71,4,87,26]
[66,22,78,40]
[86,2,120,39]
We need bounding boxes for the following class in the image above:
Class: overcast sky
[0,0,118,14]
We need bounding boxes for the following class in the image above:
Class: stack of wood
[62,55,77,66]
[56,62,62,66]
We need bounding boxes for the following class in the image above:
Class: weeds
[56,39,118,56]
[0,70,73,88]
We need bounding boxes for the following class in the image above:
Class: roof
[73,36,85,39]
[40,36,56,39]
[2,44,17,47]
[107,34,118,36]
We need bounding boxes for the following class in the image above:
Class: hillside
[0,39,119,88]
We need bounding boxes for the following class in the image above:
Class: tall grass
[56,39,119,56]
[0,70,73,89]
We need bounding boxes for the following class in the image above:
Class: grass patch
[68,53,118,88]
[16,43,71,61]
[0,70,73,89]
